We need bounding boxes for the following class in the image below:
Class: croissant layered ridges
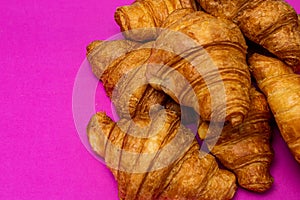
[199,87,274,192]
[87,40,183,121]
[82,0,300,198]
[198,0,300,68]
[147,10,250,126]
[249,53,300,163]
[87,40,140,87]
[114,0,197,42]
[87,110,237,200]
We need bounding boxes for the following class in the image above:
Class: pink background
[1,0,300,199]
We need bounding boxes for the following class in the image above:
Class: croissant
[86,39,140,83]
[147,10,251,126]
[87,40,198,124]
[87,109,237,200]
[87,40,166,120]
[114,0,197,42]
[249,53,300,164]
[198,87,274,192]
[197,0,300,69]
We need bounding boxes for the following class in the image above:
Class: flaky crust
[86,40,140,82]
[87,110,237,200]
[198,0,300,68]
[200,87,274,192]
[249,53,300,164]
[147,10,251,126]
[87,40,169,120]
[114,0,197,41]
[87,40,197,123]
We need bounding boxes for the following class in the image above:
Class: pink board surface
[1,0,300,199]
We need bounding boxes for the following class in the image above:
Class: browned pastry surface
[198,0,300,69]
[199,87,274,192]
[87,40,197,123]
[114,0,197,41]
[249,53,300,164]
[87,110,237,200]
[147,10,251,126]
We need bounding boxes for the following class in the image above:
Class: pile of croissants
[86,0,300,199]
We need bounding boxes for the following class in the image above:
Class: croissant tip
[86,40,103,56]
[240,181,274,193]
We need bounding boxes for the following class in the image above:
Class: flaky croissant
[198,0,300,69]
[147,10,251,126]
[199,87,274,192]
[87,109,237,200]
[87,40,197,123]
[87,40,169,120]
[114,0,197,42]
[86,39,140,83]
[249,53,300,164]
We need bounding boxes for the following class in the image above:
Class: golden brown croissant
[87,40,167,120]
[249,53,300,164]
[199,87,274,192]
[114,0,197,42]
[197,0,300,69]
[87,40,198,123]
[87,109,237,200]
[147,10,251,126]
[86,39,140,82]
